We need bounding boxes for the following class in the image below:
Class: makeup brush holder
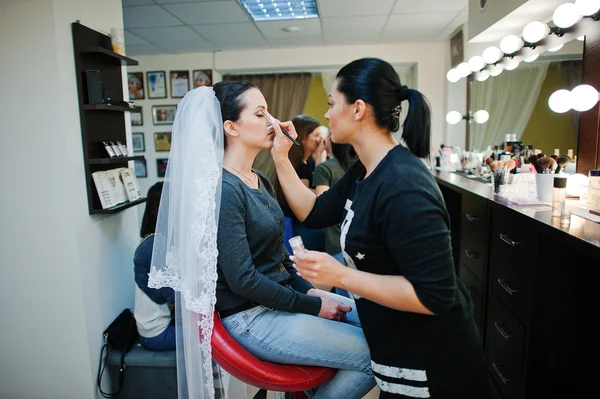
[535,174,554,202]
[491,171,507,195]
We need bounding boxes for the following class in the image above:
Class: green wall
[521,64,577,156]
[302,75,329,126]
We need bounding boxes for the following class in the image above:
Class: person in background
[133,182,175,351]
[312,142,357,297]
[275,115,326,253]
[272,57,490,398]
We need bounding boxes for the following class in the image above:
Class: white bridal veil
[148,87,246,399]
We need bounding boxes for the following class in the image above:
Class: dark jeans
[140,323,176,351]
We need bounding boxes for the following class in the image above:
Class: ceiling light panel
[239,0,318,22]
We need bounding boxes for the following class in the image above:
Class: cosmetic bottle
[116,141,128,156]
[552,177,567,217]
[289,236,306,255]
[588,170,600,206]
[110,141,123,157]
[103,141,117,157]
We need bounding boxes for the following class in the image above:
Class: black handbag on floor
[97,308,139,398]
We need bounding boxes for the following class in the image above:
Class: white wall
[0,1,139,398]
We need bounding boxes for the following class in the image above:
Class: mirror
[468,39,584,160]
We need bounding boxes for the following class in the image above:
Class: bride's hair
[213,81,257,147]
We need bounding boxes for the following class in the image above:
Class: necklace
[224,163,257,184]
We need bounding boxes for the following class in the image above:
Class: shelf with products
[72,21,144,215]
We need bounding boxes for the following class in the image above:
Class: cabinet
[71,22,146,215]
[436,172,600,398]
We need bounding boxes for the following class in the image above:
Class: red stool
[211,311,336,398]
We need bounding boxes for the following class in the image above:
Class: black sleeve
[302,160,364,229]
[217,182,321,315]
[380,175,458,316]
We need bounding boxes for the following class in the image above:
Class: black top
[296,161,314,188]
[215,169,321,316]
[303,145,490,398]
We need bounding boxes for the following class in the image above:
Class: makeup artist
[271,58,491,398]
[212,81,375,399]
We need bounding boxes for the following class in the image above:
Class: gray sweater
[215,169,321,315]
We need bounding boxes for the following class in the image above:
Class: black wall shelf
[88,155,145,165]
[80,46,139,66]
[72,22,145,215]
[84,104,142,112]
[90,198,147,215]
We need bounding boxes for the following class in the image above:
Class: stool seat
[210,311,336,393]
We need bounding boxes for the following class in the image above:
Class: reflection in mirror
[469,40,583,162]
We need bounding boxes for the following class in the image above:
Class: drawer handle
[464,250,480,259]
[497,278,519,296]
[465,213,479,222]
[492,362,511,384]
[500,234,520,247]
[494,321,514,340]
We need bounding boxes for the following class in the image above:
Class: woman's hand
[266,110,298,163]
[291,250,346,289]
[307,288,351,321]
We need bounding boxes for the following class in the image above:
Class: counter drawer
[460,194,488,280]
[459,264,483,334]
[486,295,526,399]
[490,208,534,324]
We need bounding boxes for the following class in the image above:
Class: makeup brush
[486,157,494,166]
[507,159,516,171]
[528,155,541,173]
[537,156,554,173]
[555,155,571,174]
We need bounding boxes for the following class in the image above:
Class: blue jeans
[139,323,176,351]
[222,291,375,399]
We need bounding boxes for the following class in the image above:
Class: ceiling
[122,0,468,56]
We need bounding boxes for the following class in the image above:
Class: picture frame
[146,70,167,99]
[134,159,147,178]
[152,105,176,125]
[450,27,464,68]
[127,72,145,100]
[154,132,172,152]
[132,132,145,152]
[157,158,168,178]
[192,69,213,88]
[131,108,143,126]
[170,70,190,98]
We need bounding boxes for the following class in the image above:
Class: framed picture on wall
[131,108,143,126]
[170,70,190,98]
[192,69,213,88]
[152,105,176,125]
[157,158,168,178]
[132,132,145,152]
[450,27,464,68]
[146,71,167,99]
[127,72,145,100]
[154,132,172,152]
[134,159,147,178]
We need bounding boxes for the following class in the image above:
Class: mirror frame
[578,28,600,173]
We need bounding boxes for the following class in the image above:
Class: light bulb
[447,68,461,83]
[548,89,573,113]
[476,70,490,82]
[522,21,550,43]
[456,62,471,78]
[553,3,583,28]
[504,59,520,71]
[500,35,524,54]
[474,110,490,124]
[524,54,539,63]
[575,0,600,16]
[571,84,599,111]
[482,46,503,64]
[548,44,564,52]
[577,35,585,41]
[446,111,463,125]
[468,56,485,72]
[490,65,503,76]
